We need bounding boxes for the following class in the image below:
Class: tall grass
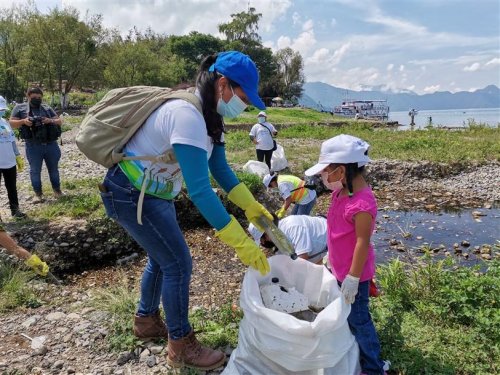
[0,263,41,312]
[373,257,499,374]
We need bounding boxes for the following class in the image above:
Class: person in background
[248,215,328,264]
[0,96,26,218]
[9,87,63,202]
[0,219,49,276]
[263,172,317,218]
[99,51,271,371]
[249,111,277,170]
[305,134,389,375]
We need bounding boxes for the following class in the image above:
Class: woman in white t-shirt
[0,97,25,218]
[249,111,277,169]
[99,51,272,371]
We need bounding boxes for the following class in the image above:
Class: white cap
[305,134,371,176]
[0,96,7,110]
[262,173,275,188]
[248,223,263,244]
[258,111,267,117]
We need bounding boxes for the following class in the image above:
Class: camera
[29,116,43,127]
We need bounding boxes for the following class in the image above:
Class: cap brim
[243,85,266,110]
[305,162,329,176]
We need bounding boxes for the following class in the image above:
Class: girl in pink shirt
[306,134,387,375]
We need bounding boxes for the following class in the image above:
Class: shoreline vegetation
[0,107,499,375]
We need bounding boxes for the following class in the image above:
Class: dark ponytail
[196,54,225,144]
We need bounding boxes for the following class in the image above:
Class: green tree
[218,8,277,102]
[274,47,304,101]
[24,7,107,108]
[218,7,261,44]
[165,32,225,81]
[0,6,28,100]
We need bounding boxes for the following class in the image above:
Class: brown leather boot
[166,330,225,370]
[133,311,168,340]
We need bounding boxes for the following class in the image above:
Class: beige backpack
[76,86,202,168]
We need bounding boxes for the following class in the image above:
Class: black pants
[0,166,19,213]
[256,149,274,170]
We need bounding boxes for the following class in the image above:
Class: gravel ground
[0,124,499,375]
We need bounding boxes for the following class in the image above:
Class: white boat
[333,99,390,121]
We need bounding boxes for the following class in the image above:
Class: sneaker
[12,209,27,219]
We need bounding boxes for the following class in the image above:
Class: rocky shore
[0,125,498,375]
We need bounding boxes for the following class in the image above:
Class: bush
[373,257,499,374]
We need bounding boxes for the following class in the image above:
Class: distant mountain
[300,82,500,112]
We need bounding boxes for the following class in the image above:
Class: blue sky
[2,0,499,94]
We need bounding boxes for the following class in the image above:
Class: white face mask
[216,84,247,118]
[321,167,343,191]
[258,117,265,124]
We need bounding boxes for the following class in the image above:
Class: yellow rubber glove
[25,254,49,276]
[16,155,25,172]
[227,183,273,231]
[216,215,270,276]
[275,206,286,219]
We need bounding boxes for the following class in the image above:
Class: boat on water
[333,99,390,121]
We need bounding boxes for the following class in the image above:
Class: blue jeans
[291,196,316,215]
[340,280,385,375]
[100,166,192,339]
[25,140,61,194]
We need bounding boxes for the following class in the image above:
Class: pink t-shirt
[327,186,377,282]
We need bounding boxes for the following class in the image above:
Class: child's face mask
[321,167,343,191]
[258,117,265,124]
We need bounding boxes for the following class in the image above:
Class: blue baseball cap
[209,51,266,110]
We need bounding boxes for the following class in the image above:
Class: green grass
[90,275,241,354]
[224,124,500,168]
[223,107,341,125]
[0,263,41,312]
[373,257,500,374]
[27,178,104,220]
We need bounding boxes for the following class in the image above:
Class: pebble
[46,312,67,321]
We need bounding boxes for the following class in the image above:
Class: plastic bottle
[255,215,297,260]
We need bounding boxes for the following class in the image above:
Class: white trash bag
[271,144,288,171]
[222,255,360,375]
[243,160,270,178]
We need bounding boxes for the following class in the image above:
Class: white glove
[340,274,360,304]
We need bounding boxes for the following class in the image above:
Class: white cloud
[290,30,317,55]
[292,12,301,26]
[485,58,500,66]
[58,0,291,37]
[387,64,394,71]
[276,35,292,49]
[407,85,415,91]
[307,48,330,64]
[424,85,440,93]
[399,65,405,72]
[463,63,480,72]
[331,18,337,27]
[302,19,314,31]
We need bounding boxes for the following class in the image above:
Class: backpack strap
[112,90,202,166]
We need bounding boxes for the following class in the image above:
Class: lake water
[389,108,499,128]
[373,209,499,266]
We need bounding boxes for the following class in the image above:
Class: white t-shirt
[122,94,216,199]
[278,180,317,205]
[249,121,276,150]
[278,215,327,261]
[0,119,16,169]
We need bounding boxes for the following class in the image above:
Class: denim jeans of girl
[25,140,61,194]
[340,280,385,374]
[291,196,316,215]
[100,166,192,340]
[338,280,385,375]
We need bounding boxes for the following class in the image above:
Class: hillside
[300,82,500,112]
